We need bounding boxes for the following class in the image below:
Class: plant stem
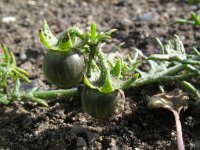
[33,88,78,100]
[127,64,185,89]
[181,81,200,103]
[87,45,98,76]
[97,47,112,88]
[172,110,185,150]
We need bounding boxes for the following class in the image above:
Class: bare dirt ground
[0,0,200,149]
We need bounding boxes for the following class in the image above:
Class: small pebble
[186,116,193,122]
[20,53,27,60]
[28,0,36,6]
[76,137,87,147]
[138,12,156,22]
[110,138,117,149]
[2,16,16,23]
[171,131,176,137]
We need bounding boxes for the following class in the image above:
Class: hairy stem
[97,49,111,86]
[87,45,98,76]
[33,88,78,100]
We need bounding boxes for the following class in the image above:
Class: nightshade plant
[1,20,200,150]
[39,20,86,88]
[0,44,78,106]
[39,21,139,119]
[38,21,200,120]
[1,21,200,119]
[80,23,139,119]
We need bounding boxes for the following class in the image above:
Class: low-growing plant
[1,21,200,112]
[175,12,200,27]
[39,20,86,88]
[0,44,78,106]
[39,21,139,119]
[1,21,200,149]
[80,23,139,119]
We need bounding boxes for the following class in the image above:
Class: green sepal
[110,59,122,78]
[57,27,82,51]
[83,76,97,90]
[84,76,114,93]
[57,31,73,51]
[99,77,113,93]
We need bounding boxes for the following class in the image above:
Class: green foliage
[188,0,200,4]
[1,21,200,108]
[39,20,84,51]
[82,23,138,93]
[174,12,200,27]
[0,44,30,88]
[0,44,78,106]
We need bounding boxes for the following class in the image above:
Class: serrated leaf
[38,20,58,50]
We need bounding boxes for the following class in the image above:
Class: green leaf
[110,59,122,78]
[0,93,9,105]
[105,29,117,36]
[91,22,97,43]
[148,54,183,62]
[99,77,113,93]
[192,47,200,58]
[188,0,200,4]
[0,97,9,105]
[120,73,139,90]
[1,44,10,64]
[38,20,58,50]
[174,35,186,57]
[191,12,200,26]
[156,38,165,54]
[12,69,30,83]
[32,97,48,107]
[16,67,29,76]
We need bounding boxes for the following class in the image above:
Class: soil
[0,0,200,149]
